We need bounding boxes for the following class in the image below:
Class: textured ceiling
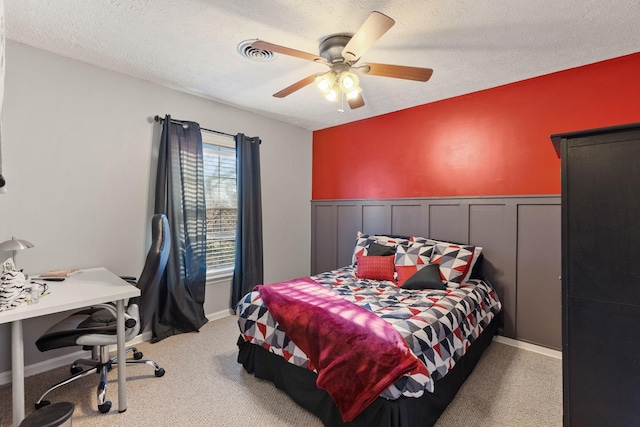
[5,0,640,131]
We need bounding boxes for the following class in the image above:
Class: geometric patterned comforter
[236,266,502,400]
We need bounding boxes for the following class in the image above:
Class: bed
[236,233,502,426]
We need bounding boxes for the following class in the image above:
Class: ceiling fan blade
[342,11,395,62]
[273,73,323,98]
[347,93,365,109]
[251,40,326,63]
[358,63,433,82]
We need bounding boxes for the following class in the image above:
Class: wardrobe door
[565,133,640,305]
[560,124,640,426]
[566,298,640,427]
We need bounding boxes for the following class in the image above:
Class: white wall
[0,41,312,375]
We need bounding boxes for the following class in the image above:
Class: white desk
[0,267,140,426]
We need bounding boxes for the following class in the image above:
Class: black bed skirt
[237,318,498,427]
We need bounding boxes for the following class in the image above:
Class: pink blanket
[256,277,428,422]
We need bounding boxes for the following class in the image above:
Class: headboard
[311,195,561,350]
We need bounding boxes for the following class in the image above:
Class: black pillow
[367,242,396,256]
[401,264,446,290]
[469,252,484,280]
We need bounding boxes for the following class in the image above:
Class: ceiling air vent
[237,40,276,62]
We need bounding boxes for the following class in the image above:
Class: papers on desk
[36,269,80,278]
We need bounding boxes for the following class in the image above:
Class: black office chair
[34,213,171,413]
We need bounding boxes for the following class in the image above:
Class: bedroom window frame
[202,132,236,279]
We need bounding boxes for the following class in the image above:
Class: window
[202,132,236,276]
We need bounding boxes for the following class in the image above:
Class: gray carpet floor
[0,315,562,426]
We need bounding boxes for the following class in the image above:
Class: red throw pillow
[396,266,419,287]
[356,255,396,282]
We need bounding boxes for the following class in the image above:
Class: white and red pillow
[429,243,476,288]
[351,232,409,264]
[411,236,483,285]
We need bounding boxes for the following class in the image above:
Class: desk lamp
[0,237,34,270]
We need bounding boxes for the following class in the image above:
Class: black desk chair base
[35,344,165,413]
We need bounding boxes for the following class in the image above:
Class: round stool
[19,402,75,427]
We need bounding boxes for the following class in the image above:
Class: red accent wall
[312,52,640,200]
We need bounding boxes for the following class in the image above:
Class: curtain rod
[153,115,235,138]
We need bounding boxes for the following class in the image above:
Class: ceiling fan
[251,11,433,110]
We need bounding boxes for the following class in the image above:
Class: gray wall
[0,41,312,376]
[312,196,561,349]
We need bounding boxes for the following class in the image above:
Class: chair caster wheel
[98,401,112,413]
[133,351,143,360]
[35,400,50,410]
[71,366,83,374]
[155,368,165,377]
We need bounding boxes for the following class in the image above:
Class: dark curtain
[153,115,208,342]
[230,133,264,308]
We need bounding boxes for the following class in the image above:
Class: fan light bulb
[315,73,336,95]
[325,84,340,102]
[339,71,359,93]
[345,87,362,100]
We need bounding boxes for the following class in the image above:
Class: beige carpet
[0,316,561,427]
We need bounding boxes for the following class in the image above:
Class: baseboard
[493,335,562,359]
[0,349,85,386]
[206,309,233,322]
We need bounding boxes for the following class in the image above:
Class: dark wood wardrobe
[552,123,640,426]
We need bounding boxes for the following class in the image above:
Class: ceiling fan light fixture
[315,72,336,95]
[339,71,359,93]
[325,83,340,102]
[345,87,362,100]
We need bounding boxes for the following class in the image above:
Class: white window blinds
[202,133,236,274]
